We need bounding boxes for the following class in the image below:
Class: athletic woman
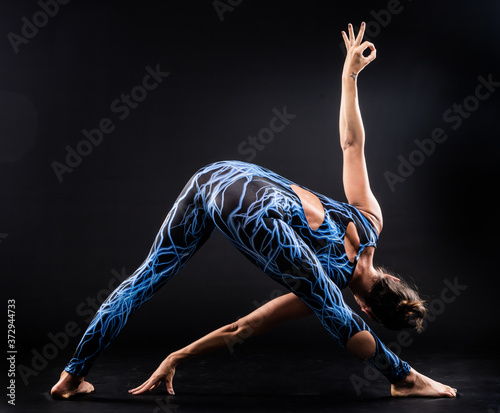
[51,23,457,399]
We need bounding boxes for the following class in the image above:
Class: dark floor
[12,346,500,413]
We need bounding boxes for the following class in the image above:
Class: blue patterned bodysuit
[65,161,411,383]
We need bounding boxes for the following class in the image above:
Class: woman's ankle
[394,368,417,388]
[60,370,84,384]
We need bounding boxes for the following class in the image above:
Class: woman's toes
[78,381,94,394]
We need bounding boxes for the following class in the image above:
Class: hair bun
[367,268,428,332]
[398,299,421,310]
[397,299,427,332]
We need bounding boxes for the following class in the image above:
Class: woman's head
[364,268,427,332]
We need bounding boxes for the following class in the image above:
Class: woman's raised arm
[339,23,382,233]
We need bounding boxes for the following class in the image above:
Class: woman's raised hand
[341,22,376,78]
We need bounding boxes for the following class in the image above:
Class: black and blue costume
[65,160,410,383]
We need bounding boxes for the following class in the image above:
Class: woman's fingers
[359,41,376,62]
[128,364,176,396]
[166,382,175,395]
[165,372,175,395]
[163,366,176,395]
[348,23,355,44]
[341,31,350,50]
[355,22,366,44]
[342,23,371,52]
[128,381,144,393]
[128,382,148,394]
[129,381,151,394]
[129,377,159,395]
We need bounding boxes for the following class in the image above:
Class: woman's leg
[208,186,410,383]
[63,170,217,378]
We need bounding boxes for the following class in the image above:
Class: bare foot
[391,368,457,398]
[50,371,94,400]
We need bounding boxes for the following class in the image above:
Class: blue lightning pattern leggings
[65,161,410,383]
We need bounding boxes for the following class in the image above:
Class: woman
[51,23,457,399]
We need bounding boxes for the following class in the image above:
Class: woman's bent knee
[346,330,376,360]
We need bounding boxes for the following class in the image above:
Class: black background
[1,0,499,377]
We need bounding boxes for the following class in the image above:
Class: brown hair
[365,267,427,332]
